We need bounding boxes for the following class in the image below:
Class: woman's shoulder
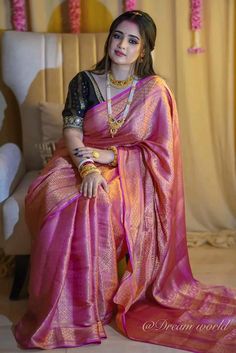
[68,70,106,89]
[66,71,95,98]
[142,75,176,105]
[145,74,169,89]
[68,70,90,84]
[146,75,174,97]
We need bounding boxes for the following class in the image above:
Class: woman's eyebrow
[114,30,140,40]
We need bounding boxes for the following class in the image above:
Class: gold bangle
[107,146,118,167]
[80,167,98,178]
[79,163,101,178]
[79,163,95,174]
[81,168,101,178]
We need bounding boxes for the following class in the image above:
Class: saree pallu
[14,76,236,352]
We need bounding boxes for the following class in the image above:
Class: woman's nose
[118,37,127,49]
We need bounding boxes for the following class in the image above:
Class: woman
[14,10,236,352]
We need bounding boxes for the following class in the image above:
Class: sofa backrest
[2,31,107,171]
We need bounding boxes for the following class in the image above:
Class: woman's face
[108,20,142,69]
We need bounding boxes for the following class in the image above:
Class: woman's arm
[63,127,115,167]
[62,73,113,197]
[63,127,109,198]
[63,127,85,168]
[62,73,115,166]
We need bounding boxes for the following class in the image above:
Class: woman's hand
[80,172,109,198]
[74,147,114,165]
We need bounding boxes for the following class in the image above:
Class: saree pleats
[14,76,236,352]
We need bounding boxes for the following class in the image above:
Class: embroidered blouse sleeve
[62,72,88,130]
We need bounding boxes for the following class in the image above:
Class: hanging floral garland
[188,0,205,54]
[68,0,81,33]
[10,0,27,31]
[124,0,136,12]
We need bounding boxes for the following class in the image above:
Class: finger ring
[92,151,100,159]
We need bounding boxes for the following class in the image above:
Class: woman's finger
[74,151,92,157]
[92,179,99,197]
[87,181,93,198]
[83,182,88,197]
[80,180,84,194]
[73,147,92,153]
[73,147,101,160]
[100,179,109,193]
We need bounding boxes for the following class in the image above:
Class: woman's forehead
[114,20,140,38]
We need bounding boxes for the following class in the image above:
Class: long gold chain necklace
[108,71,134,88]
[106,72,138,138]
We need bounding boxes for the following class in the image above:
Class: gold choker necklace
[108,72,134,89]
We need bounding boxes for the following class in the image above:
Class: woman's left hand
[73,147,114,165]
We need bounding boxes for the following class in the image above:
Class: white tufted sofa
[0,30,108,298]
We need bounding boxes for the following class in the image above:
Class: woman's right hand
[80,172,109,198]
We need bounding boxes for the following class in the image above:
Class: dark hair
[91,10,157,78]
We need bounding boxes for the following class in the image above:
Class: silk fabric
[14,76,236,352]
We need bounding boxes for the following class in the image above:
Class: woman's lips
[115,50,126,57]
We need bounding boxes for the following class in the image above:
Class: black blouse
[62,71,105,130]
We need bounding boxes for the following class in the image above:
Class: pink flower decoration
[188,0,205,54]
[188,47,205,54]
[68,0,81,33]
[11,0,27,31]
[125,0,136,11]
[190,0,202,30]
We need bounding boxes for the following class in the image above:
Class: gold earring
[139,54,144,63]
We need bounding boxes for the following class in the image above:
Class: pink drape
[14,76,236,352]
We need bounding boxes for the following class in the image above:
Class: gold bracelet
[79,163,100,178]
[107,146,118,167]
[79,164,94,173]
[81,168,101,178]
[80,167,98,178]
[79,162,94,172]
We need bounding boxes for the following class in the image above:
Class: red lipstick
[115,50,126,57]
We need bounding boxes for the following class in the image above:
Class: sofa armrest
[0,143,26,202]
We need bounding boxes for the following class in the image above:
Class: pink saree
[14,76,236,352]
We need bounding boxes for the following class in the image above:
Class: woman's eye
[113,33,120,39]
[129,39,138,45]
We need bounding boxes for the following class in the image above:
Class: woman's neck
[110,63,133,80]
